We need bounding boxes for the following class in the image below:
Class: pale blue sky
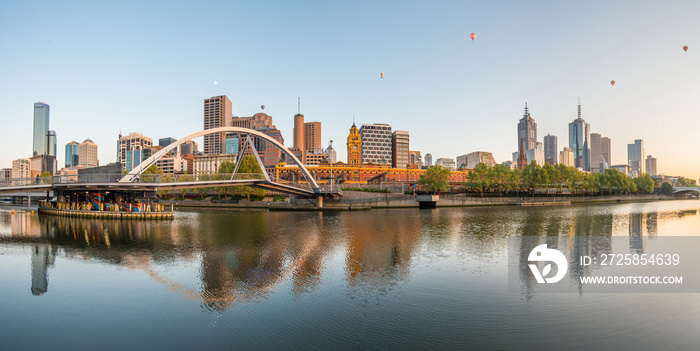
[1,0,699,179]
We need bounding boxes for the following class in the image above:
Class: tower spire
[298,97,300,114]
[524,102,529,117]
[578,97,582,119]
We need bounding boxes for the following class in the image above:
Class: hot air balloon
[261,105,265,110]
[380,72,384,79]
[470,33,476,41]
[683,45,688,52]
[610,80,615,86]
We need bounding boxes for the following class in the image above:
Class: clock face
[352,145,357,150]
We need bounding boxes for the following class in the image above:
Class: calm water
[1,200,700,350]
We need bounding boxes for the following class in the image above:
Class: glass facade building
[33,102,50,156]
[65,141,79,168]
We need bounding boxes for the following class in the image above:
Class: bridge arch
[120,127,319,192]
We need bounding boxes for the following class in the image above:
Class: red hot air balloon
[380,72,384,79]
[610,80,615,86]
[683,45,688,52]
[470,32,476,41]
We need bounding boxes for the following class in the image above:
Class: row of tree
[420,162,658,196]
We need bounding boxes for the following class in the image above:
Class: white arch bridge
[0,127,340,201]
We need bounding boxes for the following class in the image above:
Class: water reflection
[1,201,699,308]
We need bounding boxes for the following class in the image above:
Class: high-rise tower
[568,101,591,171]
[203,95,232,155]
[517,103,537,152]
[33,102,50,156]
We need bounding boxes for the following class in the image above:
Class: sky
[1,0,699,180]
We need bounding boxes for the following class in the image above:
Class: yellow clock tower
[347,122,361,165]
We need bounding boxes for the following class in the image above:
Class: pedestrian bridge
[0,127,342,200]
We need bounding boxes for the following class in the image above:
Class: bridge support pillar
[317,195,323,208]
[56,191,66,203]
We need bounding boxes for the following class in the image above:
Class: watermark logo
[528,244,567,283]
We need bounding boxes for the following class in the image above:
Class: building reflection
[31,244,56,295]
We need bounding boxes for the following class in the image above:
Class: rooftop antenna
[298,97,300,114]
[578,97,582,119]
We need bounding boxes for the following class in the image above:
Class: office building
[590,133,611,173]
[78,138,99,168]
[359,123,392,165]
[0,168,11,183]
[203,95,232,155]
[392,130,410,169]
[231,113,273,130]
[293,113,305,153]
[47,130,56,157]
[544,134,557,165]
[569,102,591,171]
[239,127,284,171]
[409,151,422,168]
[646,155,657,176]
[611,164,632,177]
[117,132,153,166]
[346,122,361,165]
[29,155,56,177]
[458,151,497,170]
[517,103,537,151]
[124,148,143,172]
[424,153,432,167]
[194,154,237,178]
[33,102,50,157]
[159,137,177,147]
[180,140,198,156]
[627,139,645,178]
[435,158,456,171]
[65,141,79,168]
[325,144,336,164]
[304,121,321,153]
[225,134,239,155]
[12,158,30,180]
[559,147,574,167]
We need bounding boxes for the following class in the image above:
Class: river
[1,200,699,350]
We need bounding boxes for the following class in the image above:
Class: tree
[218,160,236,174]
[661,182,673,195]
[634,173,654,194]
[418,165,450,194]
[230,155,267,200]
[466,162,491,197]
[141,164,163,183]
[39,171,52,184]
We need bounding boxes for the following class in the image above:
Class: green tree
[229,155,267,200]
[634,173,654,194]
[39,171,52,184]
[141,164,163,183]
[466,162,491,197]
[419,165,450,194]
[661,182,673,195]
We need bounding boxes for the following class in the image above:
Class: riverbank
[164,192,677,211]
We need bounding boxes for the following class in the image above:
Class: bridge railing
[0,173,269,187]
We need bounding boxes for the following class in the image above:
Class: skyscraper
[359,123,393,165]
[293,113,304,153]
[78,139,99,168]
[646,155,657,176]
[544,134,557,165]
[203,95,232,155]
[32,102,50,157]
[117,132,153,166]
[47,130,57,157]
[392,130,409,168]
[568,102,591,171]
[517,103,537,152]
[65,141,79,168]
[627,139,645,177]
[424,153,433,167]
[304,121,321,153]
[346,122,361,165]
